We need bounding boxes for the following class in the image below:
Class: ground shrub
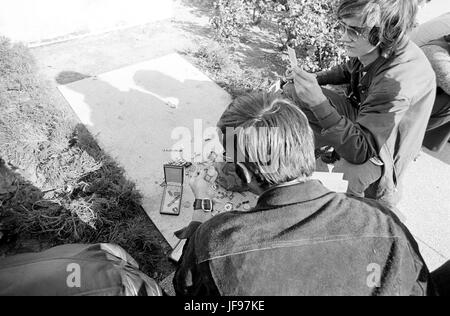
[211,0,346,71]
[0,38,171,280]
[186,40,274,97]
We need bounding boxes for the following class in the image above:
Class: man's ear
[236,162,253,184]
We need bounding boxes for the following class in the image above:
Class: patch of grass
[184,40,276,98]
[0,37,173,281]
[108,215,172,280]
[0,37,38,93]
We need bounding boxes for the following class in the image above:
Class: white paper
[312,172,348,193]
[287,47,298,68]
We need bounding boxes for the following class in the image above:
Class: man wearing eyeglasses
[283,0,436,205]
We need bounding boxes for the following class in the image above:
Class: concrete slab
[58,53,232,247]
[416,237,448,272]
[398,148,450,270]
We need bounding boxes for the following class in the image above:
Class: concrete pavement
[0,0,174,46]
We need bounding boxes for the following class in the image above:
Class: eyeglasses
[334,20,368,40]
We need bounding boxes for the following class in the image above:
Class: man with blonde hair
[173,92,435,296]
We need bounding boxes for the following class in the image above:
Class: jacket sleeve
[422,44,450,95]
[173,222,220,296]
[316,60,353,86]
[310,77,411,164]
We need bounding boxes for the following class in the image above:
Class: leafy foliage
[211,0,347,71]
[185,41,274,97]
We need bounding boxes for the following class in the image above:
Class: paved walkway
[58,53,232,248]
[0,0,174,46]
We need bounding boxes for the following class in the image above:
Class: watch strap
[193,199,213,212]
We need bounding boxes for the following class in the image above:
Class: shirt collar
[357,38,411,74]
[358,55,386,73]
[254,180,332,209]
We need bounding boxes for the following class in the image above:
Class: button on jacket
[174,180,435,296]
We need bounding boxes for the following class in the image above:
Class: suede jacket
[173,180,435,296]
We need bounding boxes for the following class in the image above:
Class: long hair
[337,0,420,55]
[217,92,316,186]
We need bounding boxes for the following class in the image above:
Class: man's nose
[339,31,353,43]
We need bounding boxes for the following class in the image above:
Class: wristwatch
[193,199,213,212]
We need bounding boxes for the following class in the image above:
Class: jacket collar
[254,180,332,209]
[359,55,386,73]
[357,38,411,75]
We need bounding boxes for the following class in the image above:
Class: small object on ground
[184,162,193,168]
[165,98,179,109]
[204,166,217,183]
[207,166,216,176]
[212,183,219,191]
[243,204,251,211]
[224,203,233,212]
[208,151,218,162]
[160,164,184,216]
[167,159,192,169]
[204,174,213,183]
[173,191,181,198]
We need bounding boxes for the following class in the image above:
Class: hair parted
[217,92,316,185]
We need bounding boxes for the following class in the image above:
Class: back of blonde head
[217,93,316,185]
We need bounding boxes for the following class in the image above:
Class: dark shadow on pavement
[56,71,92,85]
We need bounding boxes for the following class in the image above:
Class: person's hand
[287,66,327,107]
[189,166,218,200]
[285,66,294,81]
